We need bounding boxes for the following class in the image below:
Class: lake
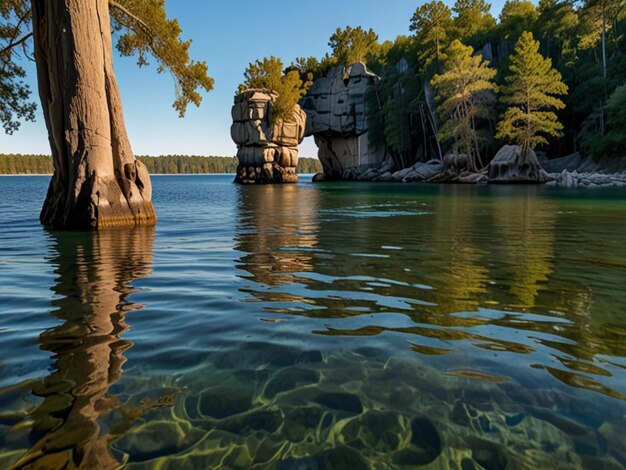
[1,175,625,469]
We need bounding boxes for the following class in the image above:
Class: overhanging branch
[0,32,33,56]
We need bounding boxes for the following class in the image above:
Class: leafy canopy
[496,31,568,155]
[432,39,498,170]
[239,56,311,122]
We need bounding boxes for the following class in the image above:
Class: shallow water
[1,175,625,469]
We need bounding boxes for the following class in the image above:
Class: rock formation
[300,63,391,180]
[231,89,306,184]
[486,145,550,183]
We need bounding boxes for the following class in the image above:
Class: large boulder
[231,89,306,184]
[487,145,550,183]
[301,63,390,179]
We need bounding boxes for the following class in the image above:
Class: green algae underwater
[1,175,625,469]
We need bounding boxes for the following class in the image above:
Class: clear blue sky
[0,0,509,158]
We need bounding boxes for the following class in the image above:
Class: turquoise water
[1,175,625,469]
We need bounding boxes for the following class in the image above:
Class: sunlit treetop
[239,56,311,122]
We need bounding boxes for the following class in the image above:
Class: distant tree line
[0,154,322,175]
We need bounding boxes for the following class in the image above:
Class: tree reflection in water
[12,227,154,470]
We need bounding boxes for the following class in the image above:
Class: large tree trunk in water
[32,0,156,230]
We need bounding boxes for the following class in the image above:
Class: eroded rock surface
[487,145,550,183]
[231,89,306,184]
[301,62,391,180]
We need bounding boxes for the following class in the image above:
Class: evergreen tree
[0,0,36,134]
[452,0,496,45]
[410,1,454,71]
[498,0,538,44]
[582,83,626,157]
[240,56,311,121]
[328,26,380,65]
[432,39,498,171]
[496,31,568,160]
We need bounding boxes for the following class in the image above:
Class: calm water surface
[1,175,625,469]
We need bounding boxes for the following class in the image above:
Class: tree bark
[32,0,156,230]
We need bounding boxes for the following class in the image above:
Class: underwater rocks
[96,350,626,469]
[231,89,306,184]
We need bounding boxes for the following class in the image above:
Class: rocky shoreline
[313,152,626,188]
[547,170,626,188]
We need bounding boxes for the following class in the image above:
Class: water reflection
[10,227,154,469]
[235,184,626,401]
[236,184,319,296]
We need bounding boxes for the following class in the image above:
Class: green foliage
[496,31,568,156]
[582,84,626,157]
[410,1,454,72]
[328,26,381,65]
[0,153,323,175]
[0,0,214,134]
[452,0,497,46]
[0,0,36,133]
[366,36,424,164]
[0,154,52,174]
[110,0,214,117]
[239,56,311,122]
[498,0,538,43]
[432,39,498,170]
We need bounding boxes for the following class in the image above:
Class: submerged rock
[340,411,406,452]
[197,387,253,419]
[313,392,363,414]
[277,446,369,470]
[262,368,320,399]
[466,437,509,470]
[215,408,284,435]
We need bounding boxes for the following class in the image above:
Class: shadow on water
[6,227,155,469]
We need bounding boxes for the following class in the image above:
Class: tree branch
[0,32,33,56]
[108,0,158,40]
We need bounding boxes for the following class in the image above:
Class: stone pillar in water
[231,89,307,184]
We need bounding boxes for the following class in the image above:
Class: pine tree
[240,56,311,122]
[431,39,498,171]
[496,31,568,161]
[328,26,380,65]
[452,0,496,45]
[410,1,454,71]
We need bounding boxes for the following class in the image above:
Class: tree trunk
[32,0,156,230]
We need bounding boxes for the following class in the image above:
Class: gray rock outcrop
[300,63,391,180]
[546,169,626,188]
[231,89,306,184]
[486,145,550,183]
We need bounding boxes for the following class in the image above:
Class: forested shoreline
[278,0,626,168]
[0,154,322,175]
